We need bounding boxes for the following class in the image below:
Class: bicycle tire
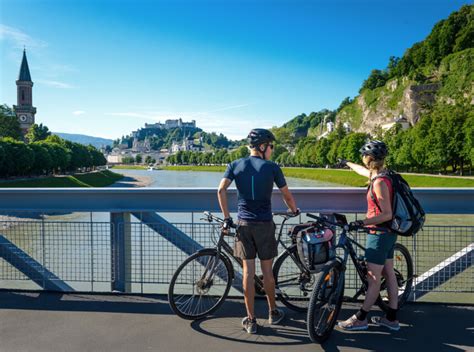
[273,245,314,312]
[307,259,345,344]
[377,243,414,312]
[168,249,233,320]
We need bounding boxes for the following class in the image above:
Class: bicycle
[305,213,413,343]
[168,211,316,320]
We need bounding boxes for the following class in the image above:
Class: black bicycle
[305,213,413,343]
[168,211,316,320]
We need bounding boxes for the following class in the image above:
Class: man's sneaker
[242,316,257,334]
[337,314,368,331]
[371,316,400,331]
[269,308,285,325]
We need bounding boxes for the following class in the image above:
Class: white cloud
[0,24,47,49]
[37,80,75,89]
[72,110,85,115]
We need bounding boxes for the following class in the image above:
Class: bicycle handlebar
[306,213,389,233]
[272,210,300,219]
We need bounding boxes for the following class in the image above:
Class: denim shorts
[365,232,398,265]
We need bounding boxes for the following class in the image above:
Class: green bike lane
[0,291,472,352]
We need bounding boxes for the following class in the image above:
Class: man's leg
[242,259,256,319]
[260,258,276,311]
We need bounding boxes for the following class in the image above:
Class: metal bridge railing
[0,216,472,303]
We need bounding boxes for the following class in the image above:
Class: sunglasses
[268,144,274,150]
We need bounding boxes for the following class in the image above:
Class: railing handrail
[0,187,472,214]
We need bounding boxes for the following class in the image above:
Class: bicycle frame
[335,230,371,297]
[204,212,306,295]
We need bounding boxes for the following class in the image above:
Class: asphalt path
[0,291,472,352]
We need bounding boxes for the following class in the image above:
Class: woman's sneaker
[371,316,400,331]
[337,314,368,331]
[269,308,285,325]
[242,316,257,334]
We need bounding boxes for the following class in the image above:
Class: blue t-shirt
[223,156,287,221]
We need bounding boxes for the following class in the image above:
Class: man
[217,128,299,334]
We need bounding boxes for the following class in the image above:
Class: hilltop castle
[13,50,36,136]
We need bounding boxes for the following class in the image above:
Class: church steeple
[18,49,32,81]
[14,49,36,137]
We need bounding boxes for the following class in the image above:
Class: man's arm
[217,178,232,218]
[346,162,370,178]
[279,185,298,213]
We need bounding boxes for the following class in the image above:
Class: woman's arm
[362,179,393,226]
[346,162,370,178]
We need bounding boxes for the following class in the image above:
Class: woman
[338,140,400,331]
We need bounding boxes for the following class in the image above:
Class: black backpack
[369,170,425,237]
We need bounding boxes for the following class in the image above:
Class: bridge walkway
[0,291,472,352]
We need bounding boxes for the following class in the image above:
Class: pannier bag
[291,222,335,273]
[369,170,425,237]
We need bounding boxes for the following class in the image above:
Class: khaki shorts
[234,220,278,260]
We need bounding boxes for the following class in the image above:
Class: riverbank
[0,170,124,188]
[162,165,474,187]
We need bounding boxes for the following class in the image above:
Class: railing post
[110,212,132,293]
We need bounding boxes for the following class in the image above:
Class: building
[381,115,410,131]
[132,136,151,152]
[13,50,36,136]
[171,135,203,153]
[143,118,196,130]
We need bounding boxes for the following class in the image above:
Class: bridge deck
[0,291,472,352]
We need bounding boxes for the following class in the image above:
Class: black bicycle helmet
[247,128,276,147]
[359,140,388,159]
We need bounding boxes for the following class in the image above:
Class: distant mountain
[53,132,113,148]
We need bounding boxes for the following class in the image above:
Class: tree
[29,143,53,175]
[135,154,143,164]
[360,69,388,92]
[0,137,35,176]
[145,155,153,164]
[337,97,354,112]
[463,111,474,171]
[0,105,21,140]
[26,123,51,143]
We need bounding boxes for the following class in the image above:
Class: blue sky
[0,0,470,140]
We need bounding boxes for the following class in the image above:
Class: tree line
[0,105,107,178]
[162,103,473,175]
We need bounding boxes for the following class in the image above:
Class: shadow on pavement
[0,291,472,351]
[0,290,174,315]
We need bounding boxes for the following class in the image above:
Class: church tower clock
[13,49,36,136]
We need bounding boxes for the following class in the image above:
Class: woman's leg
[339,262,384,330]
[382,259,399,310]
[362,262,384,311]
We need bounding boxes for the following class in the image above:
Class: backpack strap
[368,171,392,213]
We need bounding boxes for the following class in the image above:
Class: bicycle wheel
[377,243,414,312]
[307,260,345,344]
[168,249,233,320]
[273,245,315,312]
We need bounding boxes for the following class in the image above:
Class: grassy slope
[110,165,148,170]
[0,170,124,187]
[162,165,474,187]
